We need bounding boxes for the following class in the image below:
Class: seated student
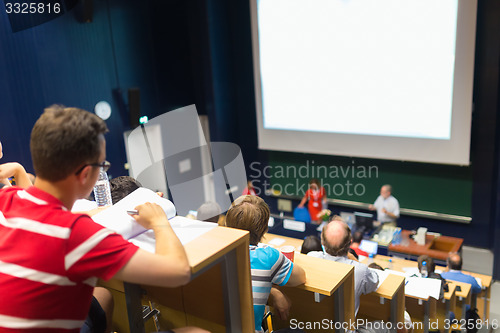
[350,230,369,257]
[0,106,207,333]
[441,252,482,294]
[300,235,322,254]
[110,175,143,204]
[225,195,306,333]
[196,201,222,223]
[417,255,449,300]
[307,217,378,316]
[0,140,32,189]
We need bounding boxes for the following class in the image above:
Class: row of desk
[100,223,491,333]
[102,227,358,333]
[262,233,492,333]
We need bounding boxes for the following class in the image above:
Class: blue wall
[0,0,196,178]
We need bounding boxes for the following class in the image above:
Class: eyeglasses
[75,160,111,175]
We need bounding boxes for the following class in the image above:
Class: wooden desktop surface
[388,230,463,261]
[101,226,254,333]
[261,233,357,332]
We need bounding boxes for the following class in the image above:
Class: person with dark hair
[196,201,222,223]
[301,235,322,254]
[351,230,369,257]
[441,253,481,294]
[298,178,327,224]
[368,263,384,271]
[109,176,143,204]
[307,219,378,316]
[349,248,359,260]
[417,255,449,300]
[0,106,207,333]
[225,195,306,332]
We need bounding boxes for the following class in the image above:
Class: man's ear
[76,165,92,184]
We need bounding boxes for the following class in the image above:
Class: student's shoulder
[251,245,283,266]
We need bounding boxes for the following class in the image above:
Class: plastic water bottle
[93,169,112,207]
[368,253,374,265]
[421,261,428,278]
[388,258,393,270]
[392,229,401,245]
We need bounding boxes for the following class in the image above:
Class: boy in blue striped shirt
[225,195,306,332]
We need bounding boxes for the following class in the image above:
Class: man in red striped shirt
[0,106,204,333]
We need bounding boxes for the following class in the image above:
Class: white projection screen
[250,0,477,165]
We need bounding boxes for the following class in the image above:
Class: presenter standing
[298,178,327,224]
[369,184,399,227]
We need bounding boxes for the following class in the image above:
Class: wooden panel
[388,231,463,261]
[272,287,339,333]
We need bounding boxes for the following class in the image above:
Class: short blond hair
[225,195,270,245]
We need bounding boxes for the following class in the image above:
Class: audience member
[196,201,222,223]
[300,235,322,254]
[368,263,384,271]
[0,106,207,333]
[441,252,482,294]
[417,255,449,300]
[225,195,306,333]
[0,140,32,189]
[351,231,369,257]
[349,248,359,260]
[110,175,143,204]
[242,179,257,196]
[369,184,399,227]
[307,218,378,316]
[298,178,327,224]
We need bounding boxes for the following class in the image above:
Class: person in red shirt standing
[298,178,327,224]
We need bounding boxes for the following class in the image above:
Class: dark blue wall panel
[0,0,195,178]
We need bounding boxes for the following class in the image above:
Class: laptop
[359,239,379,255]
[354,211,374,231]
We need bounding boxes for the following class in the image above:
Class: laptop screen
[359,239,379,255]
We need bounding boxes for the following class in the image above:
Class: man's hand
[269,288,291,321]
[0,162,32,188]
[131,202,169,230]
[368,204,375,210]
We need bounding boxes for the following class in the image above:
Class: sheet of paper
[370,268,390,289]
[71,199,98,212]
[92,187,176,239]
[402,267,420,276]
[130,216,217,252]
[267,237,286,247]
[283,219,306,232]
[404,277,442,300]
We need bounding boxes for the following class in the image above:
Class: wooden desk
[101,226,254,333]
[447,281,472,323]
[435,265,492,320]
[359,274,405,328]
[388,230,463,263]
[362,255,465,333]
[262,234,355,333]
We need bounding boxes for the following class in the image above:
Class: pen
[127,210,138,215]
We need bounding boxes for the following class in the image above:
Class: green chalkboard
[260,151,472,217]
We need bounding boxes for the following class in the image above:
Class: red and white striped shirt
[0,186,139,332]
